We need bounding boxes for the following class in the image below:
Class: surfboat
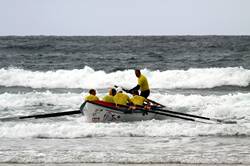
[81,101,167,122]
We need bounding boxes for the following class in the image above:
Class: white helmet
[116,87,123,93]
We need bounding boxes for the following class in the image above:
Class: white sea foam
[0,66,249,89]
[0,91,82,110]
[0,118,249,139]
[0,91,250,119]
[0,91,250,138]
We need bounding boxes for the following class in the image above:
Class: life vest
[85,94,99,102]
[114,93,131,105]
[138,74,149,91]
[130,95,146,106]
[102,95,115,103]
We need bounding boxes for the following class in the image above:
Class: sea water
[0,36,250,165]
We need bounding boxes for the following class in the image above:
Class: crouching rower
[85,89,99,102]
[113,87,131,106]
[102,88,117,104]
[130,90,151,110]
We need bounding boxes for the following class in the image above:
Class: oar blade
[0,117,20,122]
[21,110,81,119]
[211,118,237,124]
[220,120,237,124]
[0,110,81,122]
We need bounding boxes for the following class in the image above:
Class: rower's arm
[129,85,140,93]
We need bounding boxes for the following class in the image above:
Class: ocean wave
[0,91,250,118]
[0,91,81,108]
[0,91,250,139]
[0,119,249,139]
[0,66,249,89]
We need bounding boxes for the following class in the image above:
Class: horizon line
[0,34,250,37]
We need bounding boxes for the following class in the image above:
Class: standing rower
[129,69,150,98]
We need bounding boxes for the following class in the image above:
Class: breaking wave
[0,119,249,139]
[0,91,250,138]
[0,66,249,89]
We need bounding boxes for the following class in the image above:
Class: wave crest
[0,66,249,89]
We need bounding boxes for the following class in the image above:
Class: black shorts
[140,90,150,98]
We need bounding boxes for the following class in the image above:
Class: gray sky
[0,0,250,36]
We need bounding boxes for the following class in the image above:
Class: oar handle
[147,99,165,107]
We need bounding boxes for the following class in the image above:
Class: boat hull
[82,101,166,122]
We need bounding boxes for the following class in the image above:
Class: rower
[102,88,116,103]
[130,90,151,110]
[85,89,99,102]
[113,87,131,106]
[130,90,146,106]
[128,69,150,98]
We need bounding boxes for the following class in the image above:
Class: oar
[0,102,87,122]
[114,85,236,124]
[144,109,212,124]
[146,98,165,108]
[0,110,81,122]
[154,108,237,124]
[117,104,211,123]
[114,85,165,107]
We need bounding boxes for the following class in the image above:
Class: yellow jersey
[138,74,149,91]
[113,93,131,106]
[85,94,99,102]
[130,95,146,106]
[102,95,115,103]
